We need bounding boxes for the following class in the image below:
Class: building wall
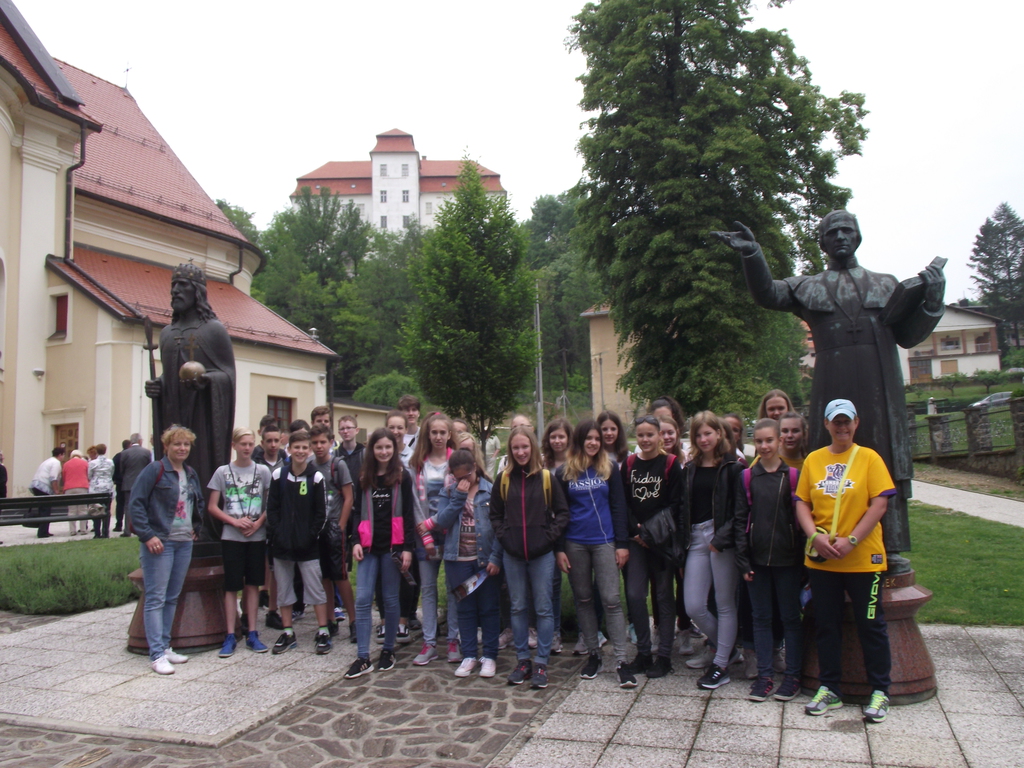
[370,151,420,231]
[587,312,638,420]
[898,306,1001,382]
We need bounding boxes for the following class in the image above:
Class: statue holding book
[713,211,945,571]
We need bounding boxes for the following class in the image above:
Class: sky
[15,0,1024,302]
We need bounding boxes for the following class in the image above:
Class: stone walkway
[913,480,1024,528]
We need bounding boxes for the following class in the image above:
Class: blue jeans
[746,563,804,678]
[446,560,500,660]
[139,539,193,661]
[356,551,401,659]
[418,551,459,646]
[503,550,555,665]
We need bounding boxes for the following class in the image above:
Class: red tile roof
[371,129,417,154]
[48,248,334,357]
[0,22,97,126]
[295,158,503,195]
[56,62,253,246]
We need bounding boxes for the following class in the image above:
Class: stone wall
[922,397,1024,482]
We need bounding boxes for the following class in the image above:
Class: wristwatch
[847,535,859,546]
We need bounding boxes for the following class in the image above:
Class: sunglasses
[634,415,660,427]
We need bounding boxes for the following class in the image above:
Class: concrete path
[913,480,1024,528]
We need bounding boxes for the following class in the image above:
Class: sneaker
[447,639,462,663]
[632,652,653,675]
[479,657,497,678]
[246,631,269,653]
[315,631,332,655]
[272,631,297,655]
[528,628,538,649]
[455,657,478,677]
[507,659,533,685]
[498,627,514,650]
[805,686,843,716]
[748,676,775,701]
[774,675,801,701]
[151,655,175,675]
[627,623,637,644]
[580,652,603,679]
[689,621,703,638]
[773,646,786,674]
[685,647,714,669]
[408,618,422,631]
[219,634,237,658]
[376,649,396,672]
[163,648,188,664]
[698,665,731,690]
[345,657,373,679]
[617,661,638,688]
[397,624,412,644]
[573,635,587,655]
[743,650,759,680]
[334,606,345,621]
[266,610,284,630]
[678,632,694,656]
[863,690,890,723]
[597,631,607,648]
[375,624,385,643]
[531,663,548,689]
[551,632,562,654]
[291,608,305,621]
[647,655,673,678]
[327,621,339,638]
[413,643,438,666]
[727,646,742,666]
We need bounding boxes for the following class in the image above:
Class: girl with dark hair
[345,429,415,679]
[557,420,636,688]
[597,411,629,465]
[650,396,686,431]
[542,418,572,470]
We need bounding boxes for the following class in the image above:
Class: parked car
[970,391,1012,408]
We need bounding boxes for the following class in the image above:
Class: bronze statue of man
[145,263,235,502]
[713,211,945,572]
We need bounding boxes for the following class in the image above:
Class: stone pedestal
[801,569,936,704]
[127,555,227,655]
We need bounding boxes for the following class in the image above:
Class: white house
[294,129,504,230]
[899,304,1001,384]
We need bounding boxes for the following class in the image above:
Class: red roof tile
[49,248,334,357]
[294,161,373,197]
[371,129,417,154]
[56,62,251,245]
[0,22,97,126]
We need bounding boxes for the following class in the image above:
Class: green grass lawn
[909,501,1024,625]
[0,537,140,615]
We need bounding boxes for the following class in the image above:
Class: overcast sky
[17,0,1024,301]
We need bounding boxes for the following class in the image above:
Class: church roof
[56,61,257,249]
[48,248,335,357]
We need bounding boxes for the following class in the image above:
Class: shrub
[352,371,421,409]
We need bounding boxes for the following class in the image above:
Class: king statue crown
[172,262,206,285]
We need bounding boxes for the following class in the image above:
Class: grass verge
[909,501,1023,625]
[0,537,140,614]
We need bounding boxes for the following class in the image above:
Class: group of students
[133,389,896,724]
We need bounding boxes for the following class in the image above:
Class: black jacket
[267,463,327,561]
[733,462,804,573]
[489,464,570,561]
[680,453,743,552]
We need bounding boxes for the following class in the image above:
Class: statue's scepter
[144,317,163,460]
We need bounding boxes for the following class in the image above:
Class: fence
[912,397,1024,481]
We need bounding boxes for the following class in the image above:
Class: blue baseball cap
[825,399,858,421]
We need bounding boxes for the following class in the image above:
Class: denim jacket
[431,477,503,569]
[128,457,205,543]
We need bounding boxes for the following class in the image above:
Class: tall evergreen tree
[969,202,1024,351]
[401,160,535,441]
[570,0,866,413]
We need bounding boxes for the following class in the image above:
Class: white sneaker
[479,657,497,677]
[551,632,563,654]
[597,631,608,648]
[455,657,479,678]
[528,628,538,649]
[677,632,694,656]
[151,656,175,675]
[573,635,587,655]
[685,647,715,669]
[163,648,188,664]
[498,627,514,650]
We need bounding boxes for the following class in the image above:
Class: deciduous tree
[570,0,866,414]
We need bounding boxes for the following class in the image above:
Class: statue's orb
[179,360,207,382]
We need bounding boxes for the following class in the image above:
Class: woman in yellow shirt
[795,399,894,724]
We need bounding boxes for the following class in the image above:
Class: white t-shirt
[208,462,272,542]
[31,457,62,494]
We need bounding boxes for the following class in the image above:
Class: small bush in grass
[0,538,140,614]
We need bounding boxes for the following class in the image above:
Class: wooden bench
[0,493,113,527]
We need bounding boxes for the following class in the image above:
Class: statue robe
[742,248,942,555]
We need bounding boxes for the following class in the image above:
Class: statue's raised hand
[920,262,946,313]
[710,221,758,256]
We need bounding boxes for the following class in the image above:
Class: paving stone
[946,712,1024,744]
[612,716,698,749]
[507,737,603,768]
[866,731,968,768]
[703,697,783,727]
[781,700,869,732]
[560,689,637,717]
[693,721,780,756]
[535,712,622,742]
[957,738,1024,768]
[777,760,870,768]
[780,728,870,763]
[595,743,689,768]
[629,694,705,721]
[939,690,1024,716]
[685,750,776,768]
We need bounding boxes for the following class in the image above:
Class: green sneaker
[805,686,843,716]
[863,689,890,723]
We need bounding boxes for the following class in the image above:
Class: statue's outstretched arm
[711,222,794,311]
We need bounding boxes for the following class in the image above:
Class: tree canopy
[401,160,535,440]
[570,0,866,414]
[969,202,1024,353]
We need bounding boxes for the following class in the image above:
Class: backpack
[625,451,677,479]
[742,466,798,506]
[499,468,552,507]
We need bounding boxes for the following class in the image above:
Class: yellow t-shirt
[796,444,894,573]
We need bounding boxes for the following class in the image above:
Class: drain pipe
[228,245,244,285]
[64,124,87,259]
